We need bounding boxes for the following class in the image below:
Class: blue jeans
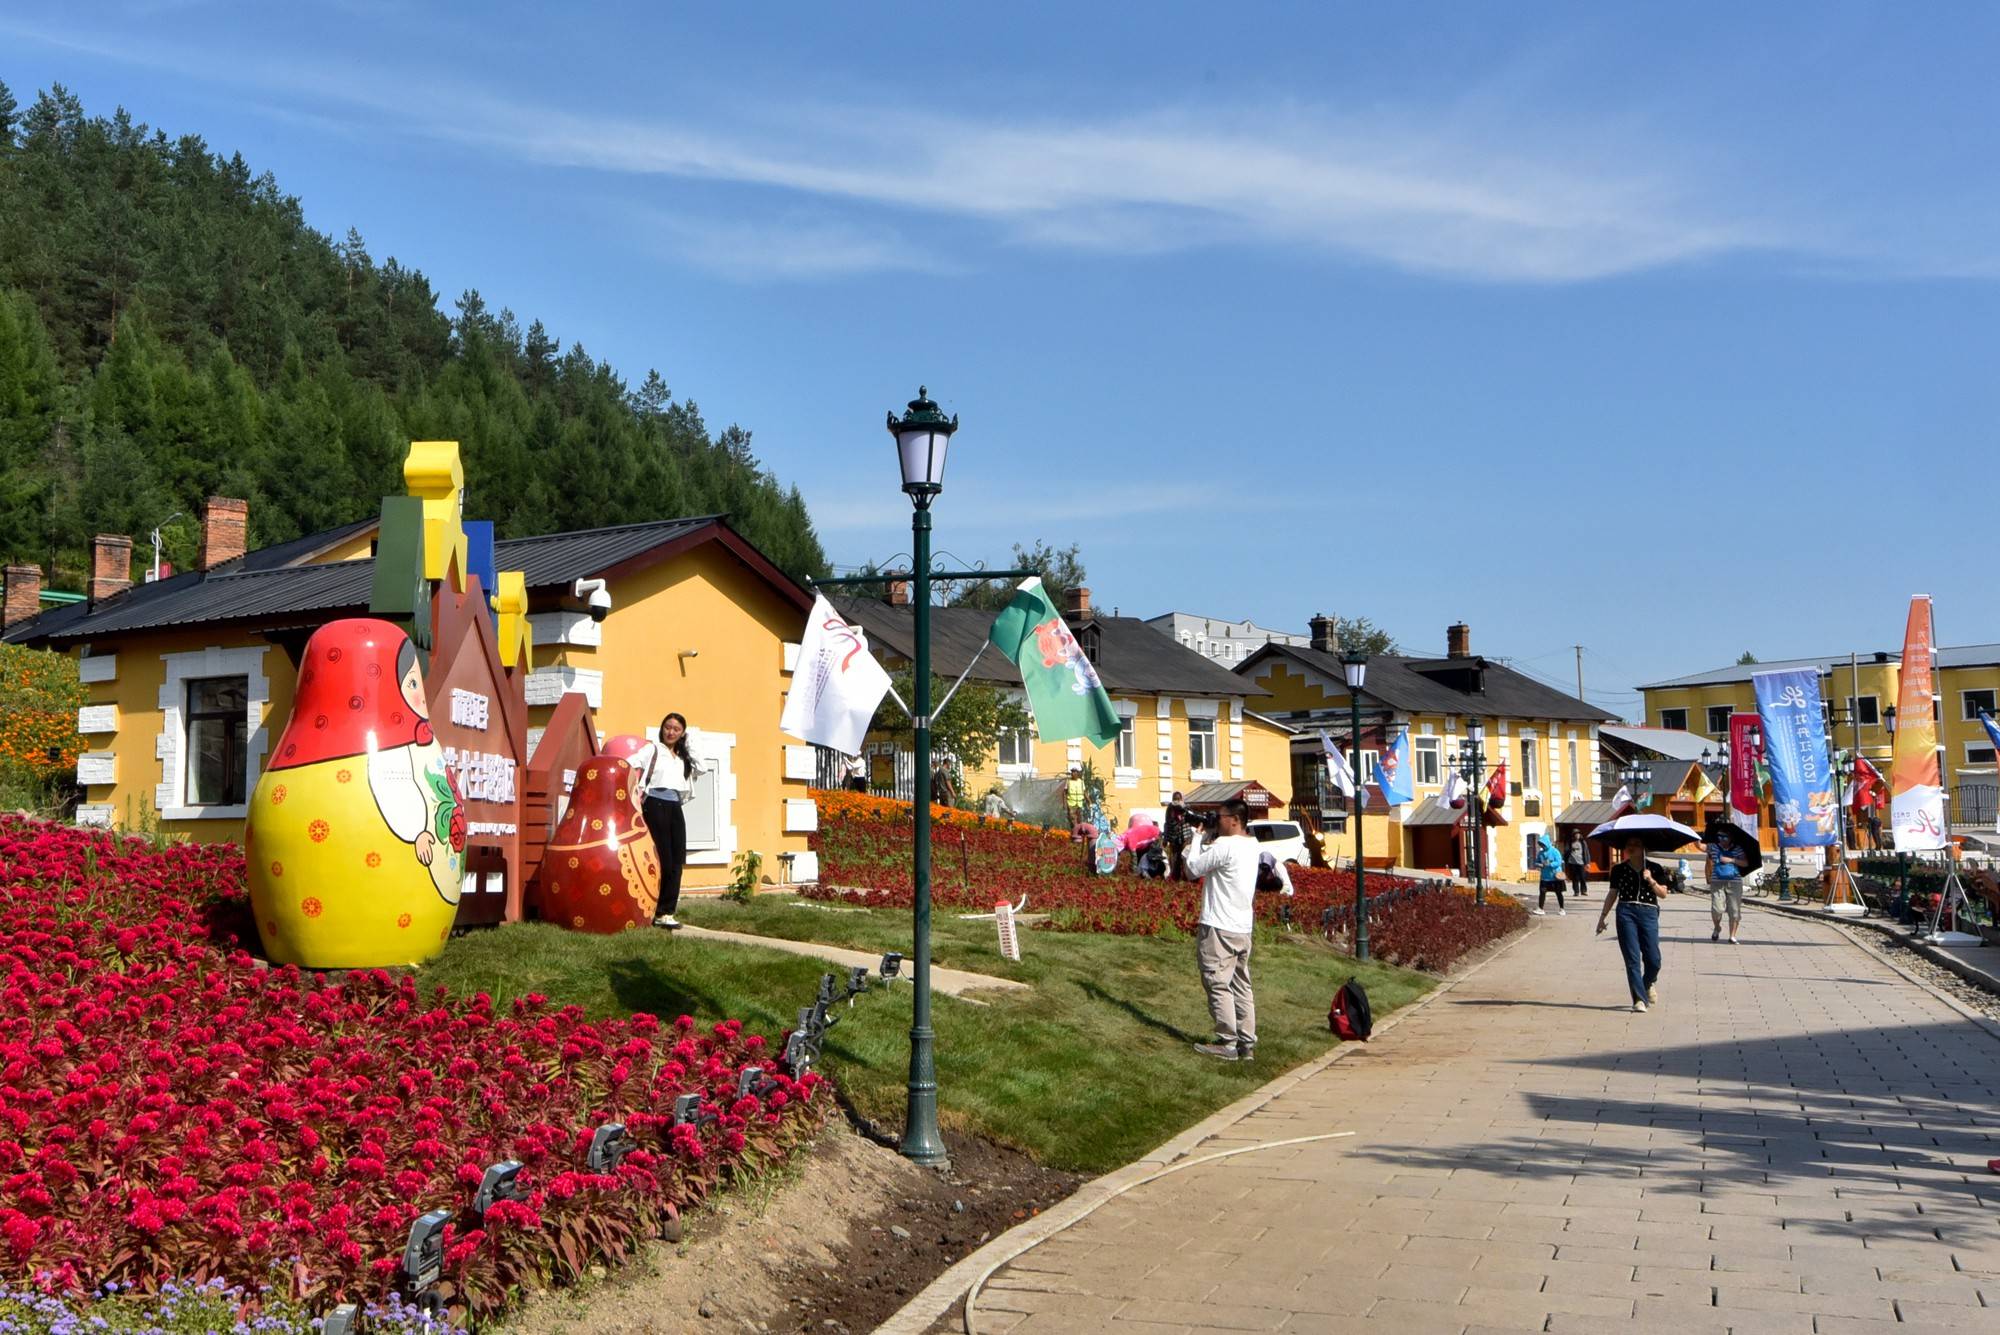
[1614,902,1661,1002]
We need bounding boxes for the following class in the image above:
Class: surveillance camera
[588,586,611,623]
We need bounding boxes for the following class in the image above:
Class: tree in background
[1736,651,1758,665]
[1329,615,1400,657]
[871,669,1030,797]
[0,82,826,587]
[951,540,1086,611]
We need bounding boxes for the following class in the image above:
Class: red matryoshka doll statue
[534,755,660,932]
[247,618,464,967]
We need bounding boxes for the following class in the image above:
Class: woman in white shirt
[636,712,699,928]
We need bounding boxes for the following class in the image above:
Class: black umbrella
[1705,819,1764,873]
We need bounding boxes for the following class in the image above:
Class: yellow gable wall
[1248,660,1334,713]
[542,541,812,888]
[72,627,301,836]
[310,532,379,565]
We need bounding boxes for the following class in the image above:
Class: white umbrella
[1587,813,1703,853]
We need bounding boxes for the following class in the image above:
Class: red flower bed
[0,818,825,1324]
[807,795,1524,970]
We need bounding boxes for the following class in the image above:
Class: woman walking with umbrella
[1591,815,1699,1012]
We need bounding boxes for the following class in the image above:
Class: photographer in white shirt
[1181,797,1262,1061]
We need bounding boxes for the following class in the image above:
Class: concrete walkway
[975,895,2000,1333]
[670,925,1028,999]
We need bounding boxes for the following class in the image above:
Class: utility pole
[1574,646,1585,702]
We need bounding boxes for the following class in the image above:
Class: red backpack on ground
[1328,979,1373,1041]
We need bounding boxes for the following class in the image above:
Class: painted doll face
[400,659,428,718]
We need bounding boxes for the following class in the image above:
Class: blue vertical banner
[1753,668,1837,848]
[1371,726,1413,807]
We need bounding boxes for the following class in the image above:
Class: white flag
[1319,729,1355,798]
[1442,768,1466,809]
[781,595,892,756]
[1612,783,1634,813]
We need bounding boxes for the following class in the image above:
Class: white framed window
[1520,736,1539,791]
[1962,689,1996,721]
[1116,713,1136,769]
[1413,736,1442,786]
[1188,717,1217,774]
[156,645,270,821]
[997,725,1034,771]
[1659,708,1688,731]
[649,726,737,865]
[1568,739,1579,791]
[1967,743,1997,766]
[1847,695,1879,727]
[1360,749,1379,782]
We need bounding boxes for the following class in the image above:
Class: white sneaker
[1531,908,1546,916]
[1633,1000,1648,1013]
[1557,908,1568,916]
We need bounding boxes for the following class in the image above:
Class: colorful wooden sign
[429,574,530,928]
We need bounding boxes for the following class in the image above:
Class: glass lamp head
[887,385,958,505]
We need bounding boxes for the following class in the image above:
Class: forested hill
[0,82,826,585]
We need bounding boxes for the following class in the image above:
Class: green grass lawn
[417,899,1433,1174]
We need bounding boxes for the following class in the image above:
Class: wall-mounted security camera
[572,577,612,624]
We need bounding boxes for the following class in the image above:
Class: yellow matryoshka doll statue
[533,755,660,932]
[247,618,464,966]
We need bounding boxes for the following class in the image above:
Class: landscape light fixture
[1341,648,1371,958]
[401,1208,453,1315]
[587,1123,634,1173]
[321,1305,359,1335]
[736,1066,766,1100]
[671,1093,705,1127]
[879,951,903,980]
[472,1161,526,1217]
[846,965,871,1000]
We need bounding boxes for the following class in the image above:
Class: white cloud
[639,210,954,281]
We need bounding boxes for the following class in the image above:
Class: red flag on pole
[1851,754,1887,811]
[1484,760,1510,825]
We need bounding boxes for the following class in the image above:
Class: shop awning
[1555,799,1622,827]
[1400,796,1463,827]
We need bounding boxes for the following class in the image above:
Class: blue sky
[6,2,1997,715]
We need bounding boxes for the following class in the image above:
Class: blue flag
[1981,711,2000,757]
[1372,727,1413,807]
[1753,668,1837,848]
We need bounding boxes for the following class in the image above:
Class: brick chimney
[3,565,41,628]
[1447,622,1471,659]
[887,579,910,607]
[1064,586,1092,622]
[89,535,133,606]
[1309,613,1337,654]
[198,496,249,572]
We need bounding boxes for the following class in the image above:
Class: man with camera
[1182,797,1262,1062]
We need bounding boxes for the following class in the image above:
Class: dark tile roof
[228,517,380,573]
[6,516,741,647]
[834,601,1254,698]
[1241,643,1617,724]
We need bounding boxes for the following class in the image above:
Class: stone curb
[874,921,1542,1335]
[1745,899,2000,1046]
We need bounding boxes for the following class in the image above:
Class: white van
[1247,818,1309,866]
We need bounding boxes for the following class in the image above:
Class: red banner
[1728,712,1761,841]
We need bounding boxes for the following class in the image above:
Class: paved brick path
[975,896,2000,1333]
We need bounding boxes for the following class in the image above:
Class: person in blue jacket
[1532,833,1567,916]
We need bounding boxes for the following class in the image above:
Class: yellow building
[3,497,824,890]
[836,588,1296,827]
[1238,619,1617,882]
[1637,645,2000,827]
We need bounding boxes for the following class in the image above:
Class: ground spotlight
[472,1161,526,1217]
[587,1122,634,1172]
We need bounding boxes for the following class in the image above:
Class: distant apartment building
[1145,611,1306,666]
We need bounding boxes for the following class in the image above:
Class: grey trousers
[1196,925,1256,1047]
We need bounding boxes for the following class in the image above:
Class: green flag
[986,578,1121,747]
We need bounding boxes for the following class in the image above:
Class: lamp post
[1342,649,1369,961]
[886,386,956,1167]
[1460,722,1487,905]
[1885,706,1909,913]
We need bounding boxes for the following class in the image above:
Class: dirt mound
[498,1122,1079,1334]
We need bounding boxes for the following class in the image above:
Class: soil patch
[497,1121,1080,1335]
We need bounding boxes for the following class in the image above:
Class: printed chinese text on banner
[1727,712,1761,842]
[1372,727,1413,806]
[780,595,893,756]
[1890,595,1947,851]
[1753,667,1838,848]
[987,578,1120,747]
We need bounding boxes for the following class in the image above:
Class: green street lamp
[885,386,956,1167]
[1341,649,1370,961]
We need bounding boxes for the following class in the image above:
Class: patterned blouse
[1610,860,1661,907]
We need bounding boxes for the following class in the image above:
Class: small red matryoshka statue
[600,735,649,813]
[533,755,660,932]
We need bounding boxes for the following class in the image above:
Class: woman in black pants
[638,712,698,929]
